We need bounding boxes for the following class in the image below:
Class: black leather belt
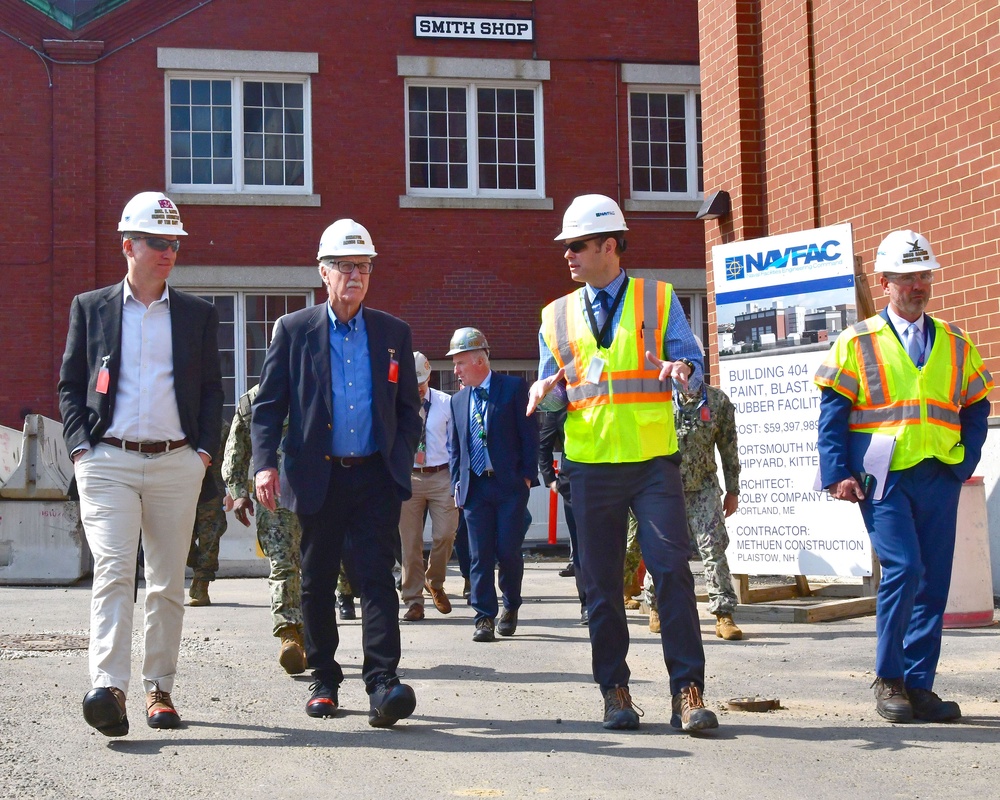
[334,454,379,467]
[472,469,496,478]
[413,464,449,473]
[102,436,189,454]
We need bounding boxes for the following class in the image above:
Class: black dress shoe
[497,608,518,636]
[83,687,128,737]
[338,594,357,621]
[368,675,416,728]
[580,606,590,625]
[908,687,961,722]
[558,563,575,577]
[306,678,340,718]
[473,617,495,642]
[462,577,471,598]
[872,677,913,723]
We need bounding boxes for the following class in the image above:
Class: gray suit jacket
[58,280,224,501]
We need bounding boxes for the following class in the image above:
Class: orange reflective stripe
[925,400,961,430]
[609,391,672,405]
[967,373,991,404]
[854,328,888,406]
[947,327,965,407]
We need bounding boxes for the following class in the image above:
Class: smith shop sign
[415,16,533,41]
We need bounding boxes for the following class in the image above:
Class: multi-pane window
[629,89,702,198]
[196,292,311,420]
[406,82,543,196]
[168,75,310,193]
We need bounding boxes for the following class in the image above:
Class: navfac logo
[725,239,841,281]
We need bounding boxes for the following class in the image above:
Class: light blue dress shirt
[327,303,376,456]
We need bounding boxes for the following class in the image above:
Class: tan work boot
[188,579,210,606]
[624,595,641,610]
[715,614,743,640]
[649,607,661,633]
[278,625,307,675]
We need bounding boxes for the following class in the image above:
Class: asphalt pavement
[1,562,998,799]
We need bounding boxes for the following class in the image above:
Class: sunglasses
[131,236,180,253]
[564,235,603,253]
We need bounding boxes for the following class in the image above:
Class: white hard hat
[118,192,187,235]
[317,218,377,260]
[554,194,628,241]
[414,351,432,383]
[874,230,941,274]
[447,327,490,357]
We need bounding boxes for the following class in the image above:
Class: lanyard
[585,277,629,348]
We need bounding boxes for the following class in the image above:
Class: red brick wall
[0,0,704,427]
[700,0,999,410]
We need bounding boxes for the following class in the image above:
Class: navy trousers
[463,473,530,622]
[859,458,962,690]
[297,457,402,692]
[564,456,705,696]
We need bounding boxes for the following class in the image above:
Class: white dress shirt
[417,387,452,468]
[105,279,185,442]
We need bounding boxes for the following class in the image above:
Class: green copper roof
[21,0,131,30]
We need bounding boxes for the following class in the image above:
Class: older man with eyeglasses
[251,219,423,728]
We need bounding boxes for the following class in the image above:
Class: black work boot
[908,687,961,722]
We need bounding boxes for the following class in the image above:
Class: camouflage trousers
[626,485,737,615]
[256,503,352,635]
[187,498,227,582]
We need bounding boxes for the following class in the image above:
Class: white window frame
[404,78,545,199]
[627,84,702,201]
[164,71,313,196]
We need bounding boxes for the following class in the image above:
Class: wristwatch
[677,358,695,373]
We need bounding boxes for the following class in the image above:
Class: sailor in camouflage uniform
[223,385,356,674]
[187,417,232,606]
[637,379,743,640]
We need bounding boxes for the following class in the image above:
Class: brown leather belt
[102,436,189,454]
[413,463,449,473]
[333,454,379,467]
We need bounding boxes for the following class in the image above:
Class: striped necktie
[469,387,488,475]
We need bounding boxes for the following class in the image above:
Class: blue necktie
[596,290,613,347]
[469,387,488,476]
[905,323,922,366]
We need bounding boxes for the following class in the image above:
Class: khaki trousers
[398,468,458,605]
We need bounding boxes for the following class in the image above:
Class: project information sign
[713,224,873,577]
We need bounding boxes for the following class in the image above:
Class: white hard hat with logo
[554,194,628,242]
[118,191,187,235]
[317,219,377,260]
[874,230,941,274]
[446,327,490,357]
[413,351,432,384]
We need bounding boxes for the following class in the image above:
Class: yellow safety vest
[540,278,677,463]
[814,314,993,470]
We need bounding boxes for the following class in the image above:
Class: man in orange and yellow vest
[815,229,992,724]
[527,194,718,735]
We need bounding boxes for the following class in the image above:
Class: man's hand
[232,496,254,527]
[527,368,566,415]
[723,491,739,517]
[829,477,865,503]
[645,352,692,389]
[223,492,235,513]
[548,480,558,492]
[198,451,212,469]
[255,468,280,512]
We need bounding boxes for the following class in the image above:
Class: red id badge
[96,367,111,394]
[700,405,711,422]
[388,358,399,383]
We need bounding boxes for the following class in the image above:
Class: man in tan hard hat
[59,191,223,737]
[252,219,422,728]
[528,193,717,734]
[398,351,459,621]
[815,229,992,724]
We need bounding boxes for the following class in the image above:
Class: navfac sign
[415,16,533,41]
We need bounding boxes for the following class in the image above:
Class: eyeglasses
[321,259,375,274]
[563,235,603,253]
[886,271,933,286]
[130,236,180,253]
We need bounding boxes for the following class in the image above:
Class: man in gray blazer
[58,192,223,737]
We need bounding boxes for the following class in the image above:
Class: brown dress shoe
[146,685,181,729]
[83,686,128,737]
[188,578,210,606]
[425,581,452,614]
[278,625,307,675]
[649,608,661,633]
[403,603,425,621]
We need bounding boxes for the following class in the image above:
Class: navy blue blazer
[250,303,422,515]
[58,281,224,502]
[449,372,540,507]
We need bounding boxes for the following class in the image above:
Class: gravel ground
[1,563,998,799]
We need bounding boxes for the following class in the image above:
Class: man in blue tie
[448,328,539,642]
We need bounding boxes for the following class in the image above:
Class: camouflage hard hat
[446,327,489,357]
